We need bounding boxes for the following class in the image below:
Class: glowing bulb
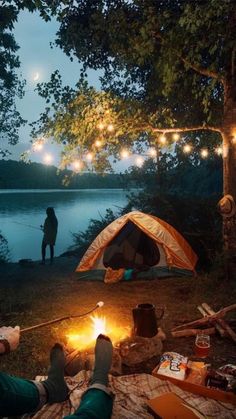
[33,72,40,81]
[232,136,236,144]
[72,160,81,171]
[86,152,93,161]
[98,122,105,131]
[159,135,167,144]
[32,141,43,152]
[121,149,130,159]
[148,148,157,157]
[183,144,192,154]
[172,133,180,141]
[95,140,102,147]
[200,148,209,158]
[135,156,144,167]
[215,146,223,155]
[43,153,53,164]
[107,124,114,132]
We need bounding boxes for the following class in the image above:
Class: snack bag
[186,361,207,385]
[158,352,188,381]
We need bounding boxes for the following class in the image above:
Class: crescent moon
[33,72,40,81]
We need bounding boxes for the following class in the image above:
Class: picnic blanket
[29,371,236,419]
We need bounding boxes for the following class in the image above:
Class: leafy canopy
[33,0,232,169]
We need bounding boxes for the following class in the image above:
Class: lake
[0,189,129,262]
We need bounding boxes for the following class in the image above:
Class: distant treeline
[0,160,126,189]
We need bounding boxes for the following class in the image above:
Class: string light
[97,122,105,131]
[159,135,167,144]
[121,149,130,159]
[86,152,93,161]
[107,124,114,132]
[135,156,144,167]
[215,146,223,155]
[95,140,102,147]
[172,133,180,141]
[72,160,81,171]
[232,136,236,144]
[200,148,209,158]
[183,144,192,154]
[43,153,53,165]
[148,148,157,157]
[32,141,44,152]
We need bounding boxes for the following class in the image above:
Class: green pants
[0,372,113,419]
[0,372,39,416]
[64,388,113,419]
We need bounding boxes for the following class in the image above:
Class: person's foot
[42,343,68,403]
[90,334,113,387]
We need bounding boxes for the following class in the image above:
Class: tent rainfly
[76,211,198,281]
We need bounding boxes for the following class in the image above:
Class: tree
[0,2,27,154]
[33,0,236,258]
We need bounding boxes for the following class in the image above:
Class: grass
[0,258,236,379]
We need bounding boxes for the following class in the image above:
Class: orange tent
[76,211,197,282]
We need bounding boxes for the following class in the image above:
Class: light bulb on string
[148,147,157,157]
[232,136,236,144]
[32,141,43,152]
[183,144,192,154]
[121,149,130,159]
[159,135,167,144]
[172,133,180,141]
[43,153,53,165]
[97,122,105,131]
[200,148,209,158]
[107,124,114,132]
[86,152,93,161]
[95,140,102,147]
[135,156,144,167]
[72,160,81,172]
[215,146,223,156]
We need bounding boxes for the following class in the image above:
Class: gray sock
[90,334,113,387]
[42,343,68,403]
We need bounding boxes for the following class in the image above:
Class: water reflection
[0,189,128,261]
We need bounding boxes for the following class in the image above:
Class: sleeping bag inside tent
[76,211,198,282]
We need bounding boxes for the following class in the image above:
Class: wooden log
[172,303,236,332]
[202,303,236,344]
[172,327,215,338]
[199,304,226,337]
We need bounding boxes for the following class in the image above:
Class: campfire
[66,314,131,351]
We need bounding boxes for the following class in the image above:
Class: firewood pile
[171,303,236,343]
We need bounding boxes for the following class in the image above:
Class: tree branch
[153,32,225,85]
[152,126,222,134]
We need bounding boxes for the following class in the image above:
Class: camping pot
[132,303,164,338]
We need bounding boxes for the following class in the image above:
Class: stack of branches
[171,303,236,344]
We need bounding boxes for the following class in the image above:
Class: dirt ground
[0,256,236,379]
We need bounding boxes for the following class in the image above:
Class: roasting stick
[21,302,104,333]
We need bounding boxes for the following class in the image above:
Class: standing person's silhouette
[41,207,58,264]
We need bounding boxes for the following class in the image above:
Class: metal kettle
[132,303,164,338]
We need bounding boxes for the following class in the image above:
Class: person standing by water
[41,207,58,265]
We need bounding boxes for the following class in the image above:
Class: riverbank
[0,257,236,379]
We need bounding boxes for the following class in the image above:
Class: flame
[66,315,131,351]
[91,315,107,339]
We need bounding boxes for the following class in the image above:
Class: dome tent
[76,211,198,281]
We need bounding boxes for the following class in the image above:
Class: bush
[0,232,10,264]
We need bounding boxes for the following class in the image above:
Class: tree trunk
[222,83,236,277]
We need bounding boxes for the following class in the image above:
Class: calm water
[0,189,129,262]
